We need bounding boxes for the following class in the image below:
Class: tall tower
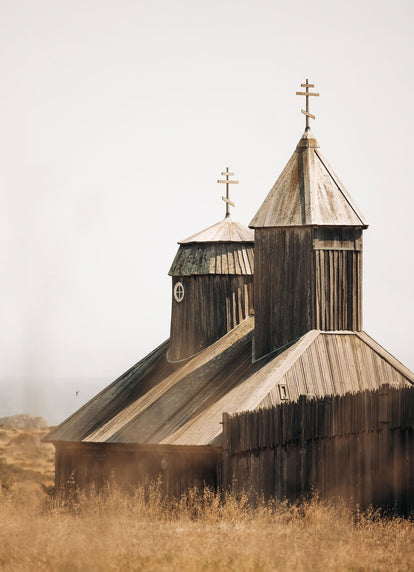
[168,170,254,362]
[250,81,368,359]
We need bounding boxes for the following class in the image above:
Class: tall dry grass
[0,481,413,571]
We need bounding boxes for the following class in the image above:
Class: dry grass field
[0,426,413,571]
[0,425,54,492]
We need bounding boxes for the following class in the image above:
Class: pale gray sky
[1,0,413,424]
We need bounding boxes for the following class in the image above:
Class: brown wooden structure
[250,129,367,359]
[222,385,414,514]
[45,81,414,506]
[168,217,254,361]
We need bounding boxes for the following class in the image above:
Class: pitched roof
[179,217,254,244]
[46,319,413,448]
[250,130,368,228]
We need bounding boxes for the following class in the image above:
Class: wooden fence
[221,385,414,514]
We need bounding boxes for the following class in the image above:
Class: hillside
[0,414,48,430]
[0,423,54,492]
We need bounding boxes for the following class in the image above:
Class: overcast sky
[1,0,413,424]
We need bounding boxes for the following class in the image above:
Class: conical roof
[179,217,254,244]
[169,217,254,276]
[250,130,368,228]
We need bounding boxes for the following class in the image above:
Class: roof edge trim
[355,332,414,384]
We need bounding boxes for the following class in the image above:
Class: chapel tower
[168,169,254,362]
[250,80,368,359]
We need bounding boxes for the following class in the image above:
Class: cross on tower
[217,167,239,218]
[296,79,319,130]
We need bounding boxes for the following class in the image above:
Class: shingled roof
[46,318,414,448]
[250,130,368,229]
[169,217,254,276]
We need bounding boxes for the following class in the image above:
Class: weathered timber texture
[169,242,254,276]
[254,227,313,358]
[222,385,414,514]
[256,332,412,408]
[55,442,219,496]
[46,322,413,449]
[254,227,362,358]
[169,275,253,361]
[168,217,254,360]
[249,130,368,228]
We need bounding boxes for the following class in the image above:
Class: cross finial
[217,168,239,218]
[296,79,319,130]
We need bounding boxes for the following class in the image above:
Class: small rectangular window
[278,384,289,400]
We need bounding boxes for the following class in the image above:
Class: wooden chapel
[46,81,414,495]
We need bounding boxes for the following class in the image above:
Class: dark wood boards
[254,227,314,358]
[314,248,362,330]
[254,227,362,359]
[313,227,362,251]
[169,275,253,361]
[222,385,414,514]
[55,442,219,497]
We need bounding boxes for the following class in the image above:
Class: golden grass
[0,482,413,572]
[0,429,413,571]
[0,427,54,492]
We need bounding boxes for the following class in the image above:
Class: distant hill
[0,423,54,492]
[0,414,48,430]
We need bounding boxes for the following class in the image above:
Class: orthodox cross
[217,167,239,218]
[296,79,319,130]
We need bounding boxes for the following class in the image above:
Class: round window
[174,282,185,302]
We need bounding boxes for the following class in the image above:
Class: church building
[46,81,414,495]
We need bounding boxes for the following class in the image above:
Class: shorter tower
[168,170,254,362]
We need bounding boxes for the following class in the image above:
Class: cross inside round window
[174,282,185,303]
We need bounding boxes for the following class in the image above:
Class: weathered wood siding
[254,228,313,358]
[222,385,414,514]
[313,228,362,331]
[169,275,253,361]
[55,442,219,496]
[254,227,362,359]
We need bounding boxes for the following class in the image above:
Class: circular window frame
[174,281,185,303]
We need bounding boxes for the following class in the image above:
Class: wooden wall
[222,385,414,514]
[169,275,253,361]
[54,442,219,497]
[254,227,313,358]
[313,228,362,331]
[254,227,362,359]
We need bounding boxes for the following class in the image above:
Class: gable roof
[46,319,413,448]
[249,130,368,229]
[179,217,254,244]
